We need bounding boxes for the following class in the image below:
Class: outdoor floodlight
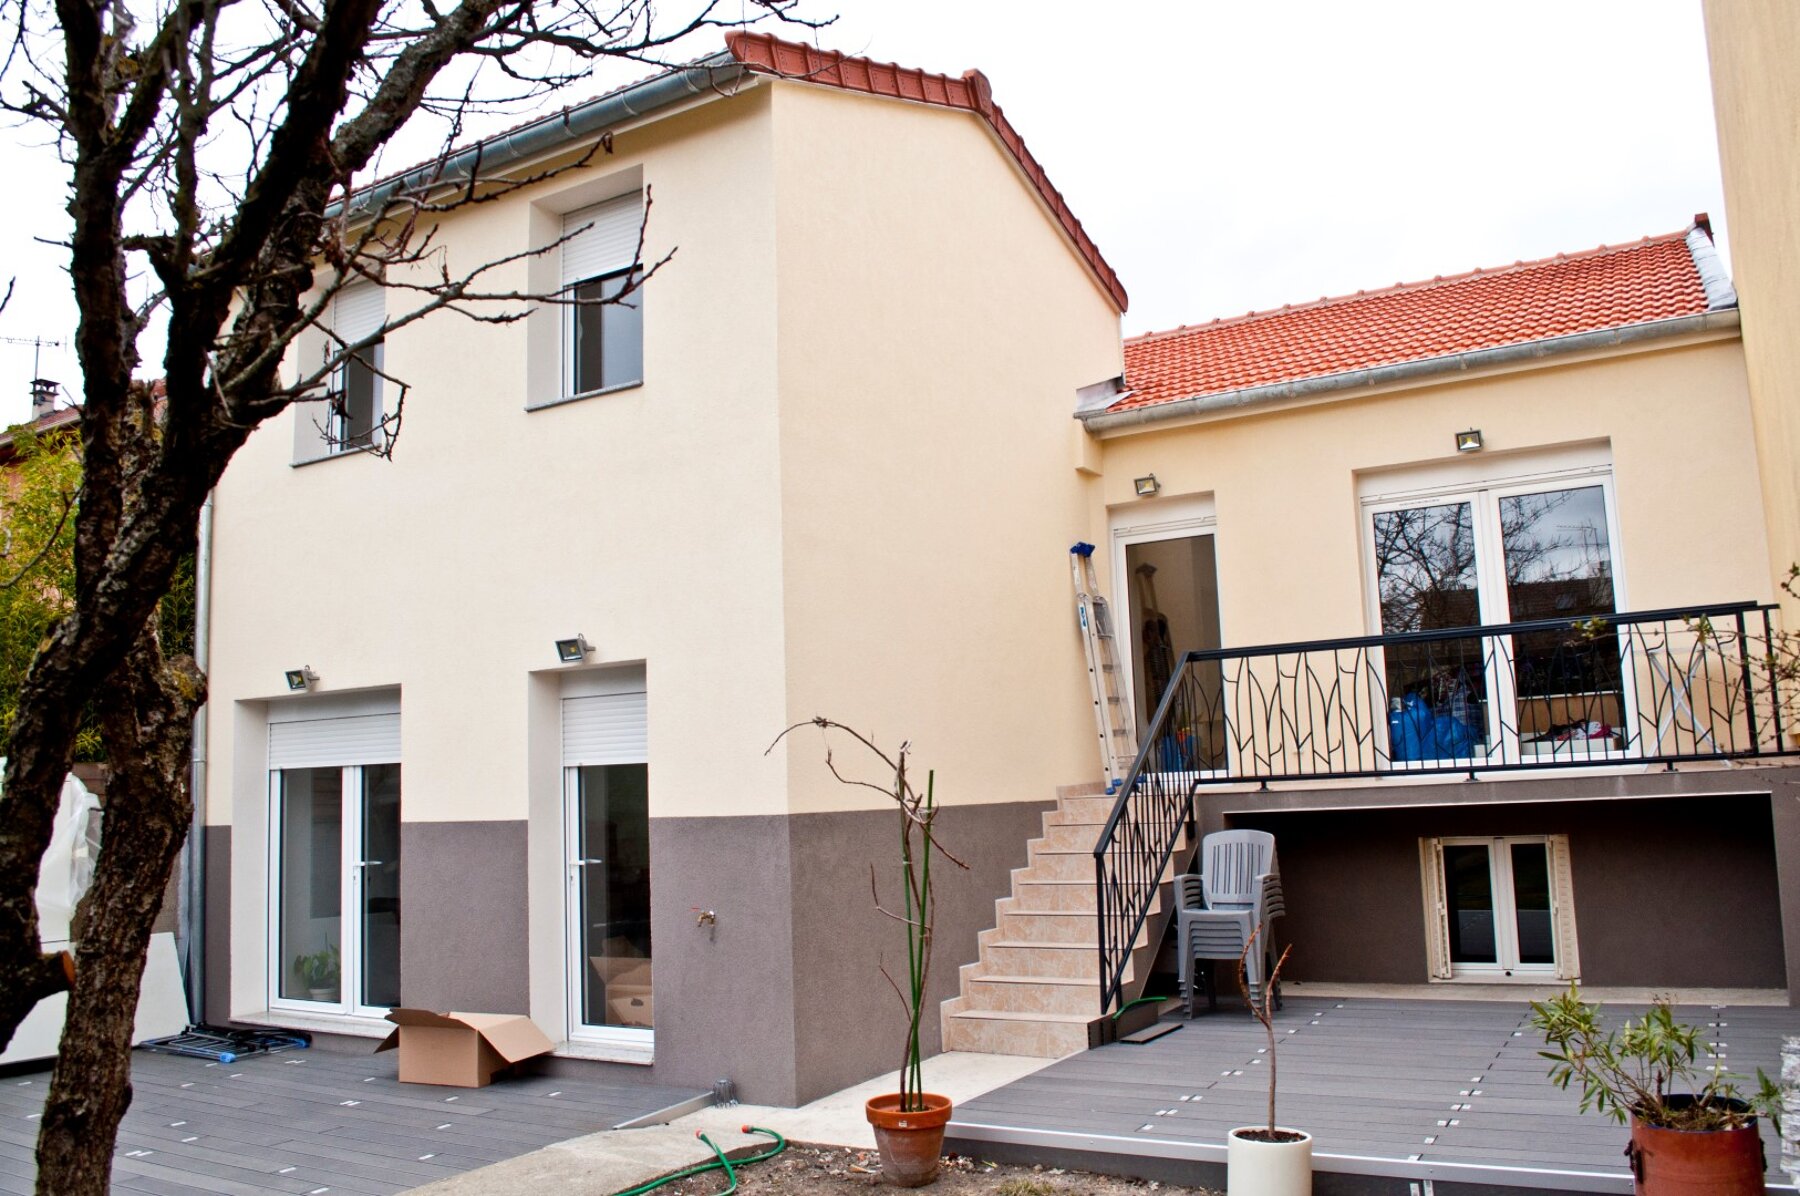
[555,635,592,664]
[285,667,318,692]
[1134,474,1161,498]
[1456,429,1484,453]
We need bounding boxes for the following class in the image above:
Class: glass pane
[278,768,343,1003]
[1443,844,1497,964]
[340,343,382,448]
[601,272,644,390]
[572,272,643,394]
[360,765,402,1009]
[1510,842,1555,965]
[578,764,652,1029]
[1374,502,1488,759]
[1124,535,1223,769]
[1501,487,1623,753]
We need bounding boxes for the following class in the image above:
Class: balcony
[1138,601,1792,785]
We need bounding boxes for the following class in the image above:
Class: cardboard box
[589,956,654,1028]
[376,1009,554,1088]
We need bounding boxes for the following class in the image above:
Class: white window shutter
[334,281,386,347]
[1549,834,1581,982]
[562,193,643,286]
[1420,838,1453,980]
[269,713,401,770]
[562,692,647,766]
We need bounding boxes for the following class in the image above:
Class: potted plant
[1530,985,1780,1195]
[295,944,340,1003]
[772,718,967,1187]
[1228,933,1310,1195]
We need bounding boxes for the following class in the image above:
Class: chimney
[30,378,57,421]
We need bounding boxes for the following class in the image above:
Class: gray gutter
[1080,308,1742,434]
[337,51,743,218]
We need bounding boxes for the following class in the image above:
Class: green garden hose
[614,1125,787,1196]
[1113,995,1173,1020]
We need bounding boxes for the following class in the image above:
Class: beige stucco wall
[766,82,1123,815]
[1704,0,1800,598]
[205,85,791,832]
[1092,334,1773,652]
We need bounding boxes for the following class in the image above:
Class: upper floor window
[296,281,385,461]
[562,193,644,398]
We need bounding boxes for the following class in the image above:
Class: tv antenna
[0,335,66,380]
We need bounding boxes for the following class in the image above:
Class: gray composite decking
[0,1042,707,1195]
[946,996,1799,1195]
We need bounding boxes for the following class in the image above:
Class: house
[991,217,1799,1054]
[200,34,1125,1106]
[200,23,1800,1108]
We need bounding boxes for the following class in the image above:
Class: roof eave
[1082,309,1742,433]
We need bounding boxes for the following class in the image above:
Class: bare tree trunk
[35,628,201,1196]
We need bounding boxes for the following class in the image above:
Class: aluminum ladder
[1070,542,1137,793]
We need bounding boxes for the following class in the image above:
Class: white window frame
[1108,495,1228,778]
[1423,834,1578,982]
[325,282,387,456]
[559,671,652,1058]
[1361,459,1633,765]
[266,764,398,1019]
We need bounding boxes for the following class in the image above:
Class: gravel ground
[642,1141,1221,1195]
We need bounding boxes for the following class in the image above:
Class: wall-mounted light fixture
[285,666,318,692]
[555,635,592,664]
[1455,429,1484,453]
[1134,474,1161,498]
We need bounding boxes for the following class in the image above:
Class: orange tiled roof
[1115,228,1719,414]
[725,32,1128,312]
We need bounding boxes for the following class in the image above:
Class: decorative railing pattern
[1092,601,1791,1013]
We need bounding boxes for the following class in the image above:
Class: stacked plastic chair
[1175,829,1284,1015]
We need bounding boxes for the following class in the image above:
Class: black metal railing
[1092,600,1792,1013]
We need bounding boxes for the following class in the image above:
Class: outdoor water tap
[693,908,717,927]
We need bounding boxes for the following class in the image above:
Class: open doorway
[1115,522,1224,771]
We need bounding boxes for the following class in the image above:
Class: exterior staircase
[940,782,1193,1058]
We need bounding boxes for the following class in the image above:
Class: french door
[1425,835,1569,979]
[1369,476,1628,763]
[269,764,401,1015]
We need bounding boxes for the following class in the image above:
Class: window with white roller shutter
[293,280,386,462]
[561,193,645,398]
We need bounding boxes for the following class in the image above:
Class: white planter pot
[1227,1126,1312,1196]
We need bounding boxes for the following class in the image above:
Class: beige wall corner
[1072,421,1103,477]
[1704,0,1800,603]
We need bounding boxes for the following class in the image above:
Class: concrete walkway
[403,1052,1054,1195]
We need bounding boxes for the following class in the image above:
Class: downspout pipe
[181,490,214,1023]
[333,52,743,220]
[1078,309,1742,434]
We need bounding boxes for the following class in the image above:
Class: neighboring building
[202,34,1124,1105]
[1703,0,1800,601]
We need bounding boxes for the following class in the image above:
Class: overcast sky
[0,0,1726,425]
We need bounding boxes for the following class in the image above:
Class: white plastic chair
[1176,830,1284,1014]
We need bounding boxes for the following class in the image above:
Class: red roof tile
[1115,229,1717,414]
[725,32,1128,312]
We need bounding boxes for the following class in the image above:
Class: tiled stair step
[1013,879,1099,911]
[1046,796,1118,824]
[980,941,1103,980]
[1017,849,1104,883]
[965,973,1103,1015]
[940,1008,1094,1058]
[1037,822,1107,852]
[995,908,1101,944]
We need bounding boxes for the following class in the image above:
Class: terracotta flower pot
[1627,1102,1764,1196]
[865,1092,953,1187]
